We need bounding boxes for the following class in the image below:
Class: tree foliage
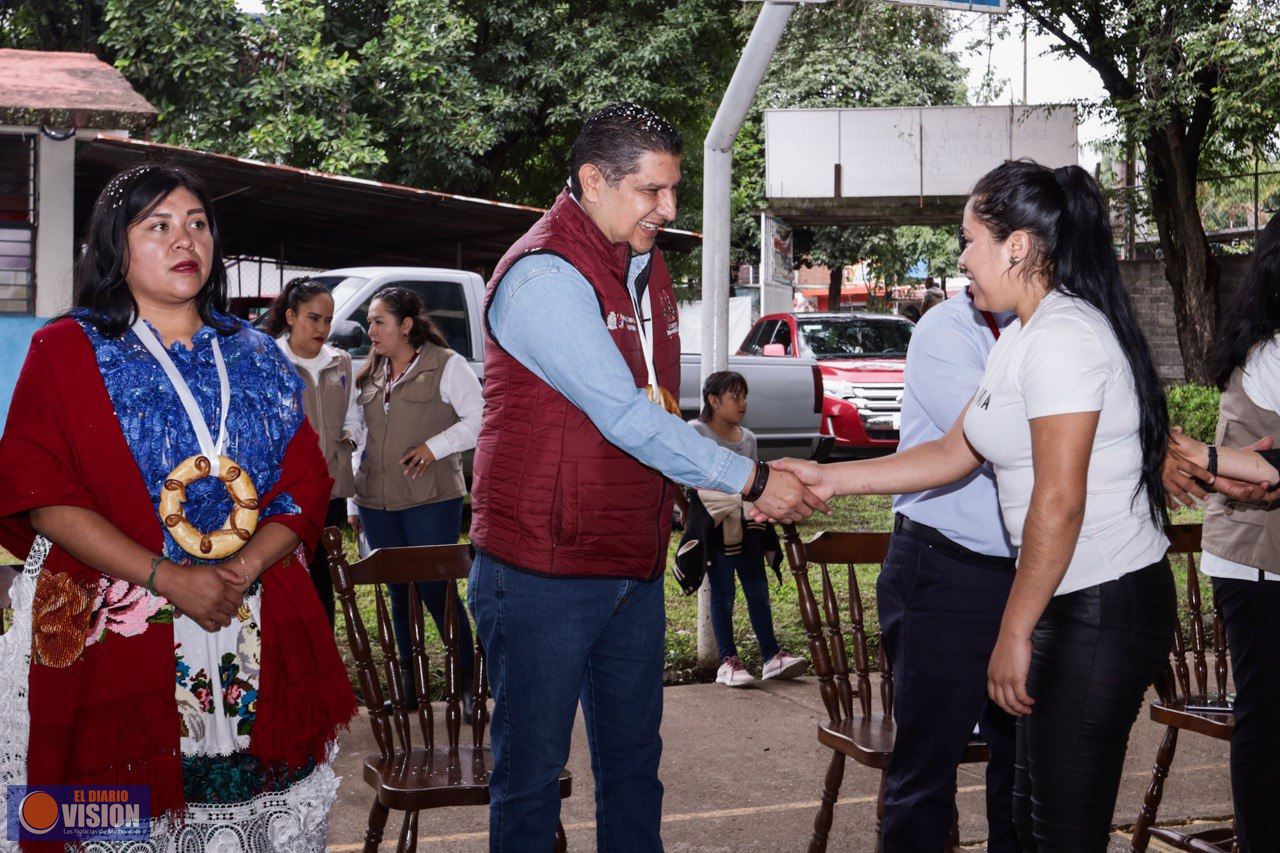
[2,0,743,214]
[1013,0,1280,383]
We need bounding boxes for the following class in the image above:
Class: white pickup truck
[294,266,830,461]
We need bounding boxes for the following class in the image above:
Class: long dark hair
[70,162,237,338]
[971,159,1169,524]
[1211,216,1280,389]
[261,276,330,337]
[699,370,748,421]
[355,287,450,387]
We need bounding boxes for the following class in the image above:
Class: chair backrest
[1161,523,1229,705]
[780,525,893,725]
[324,527,487,761]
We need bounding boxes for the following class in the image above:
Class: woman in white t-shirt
[771,160,1176,849]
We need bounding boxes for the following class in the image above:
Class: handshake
[1163,428,1280,508]
[744,458,838,524]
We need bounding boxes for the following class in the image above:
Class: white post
[696,1,798,670]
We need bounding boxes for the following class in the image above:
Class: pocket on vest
[552,463,579,547]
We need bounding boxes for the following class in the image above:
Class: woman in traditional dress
[0,163,355,850]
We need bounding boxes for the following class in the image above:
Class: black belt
[893,514,1017,573]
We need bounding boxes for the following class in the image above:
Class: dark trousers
[1014,560,1175,851]
[707,549,780,662]
[1212,575,1280,853]
[469,551,666,852]
[876,529,1019,853]
[358,498,475,690]
[306,498,347,625]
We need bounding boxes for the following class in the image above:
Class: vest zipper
[652,478,667,578]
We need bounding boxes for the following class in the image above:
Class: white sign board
[881,0,1007,12]
[766,104,1078,201]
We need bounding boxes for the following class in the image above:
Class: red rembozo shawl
[0,319,356,837]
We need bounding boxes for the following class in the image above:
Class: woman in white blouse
[345,286,484,705]
[772,160,1176,850]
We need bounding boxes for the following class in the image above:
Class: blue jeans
[358,498,474,689]
[707,549,779,662]
[468,550,665,852]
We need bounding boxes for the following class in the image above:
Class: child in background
[689,371,808,688]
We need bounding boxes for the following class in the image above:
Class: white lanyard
[629,270,660,392]
[131,318,231,476]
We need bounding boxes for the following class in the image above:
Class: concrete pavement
[325,678,1233,851]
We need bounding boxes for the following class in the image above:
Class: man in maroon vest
[467,103,824,850]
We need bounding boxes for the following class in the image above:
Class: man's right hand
[747,460,832,523]
[155,562,243,633]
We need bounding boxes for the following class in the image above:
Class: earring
[1010,257,1022,267]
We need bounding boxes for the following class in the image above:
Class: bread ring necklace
[132,318,259,559]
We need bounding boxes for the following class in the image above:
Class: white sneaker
[716,656,755,688]
[762,650,808,681]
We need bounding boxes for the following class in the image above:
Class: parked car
[264,267,830,462]
[739,312,914,456]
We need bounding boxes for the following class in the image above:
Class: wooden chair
[1130,523,1236,852]
[324,528,572,853]
[779,525,988,853]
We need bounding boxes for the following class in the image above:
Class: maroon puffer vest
[469,189,681,579]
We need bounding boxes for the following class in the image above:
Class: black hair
[970,158,1169,525]
[355,286,451,388]
[699,370,748,422]
[261,276,331,337]
[568,102,683,199]
[69,162,237,338]
[1211,215,1280,389]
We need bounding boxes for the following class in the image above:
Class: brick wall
[1121,255,1254,384]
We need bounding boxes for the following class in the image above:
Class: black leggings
[1013,559,1176,851]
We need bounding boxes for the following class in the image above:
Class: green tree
[1014,0,1280,383]
[729,0,968,306]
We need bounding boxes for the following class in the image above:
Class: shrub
[1166,384,1221,443]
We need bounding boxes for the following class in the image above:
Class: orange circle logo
[18,790,59,834]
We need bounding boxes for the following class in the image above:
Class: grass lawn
[1,497,1211,699]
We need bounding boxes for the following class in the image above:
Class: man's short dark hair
[569,102,683,198]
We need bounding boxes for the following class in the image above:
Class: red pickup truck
[738,312,913,455]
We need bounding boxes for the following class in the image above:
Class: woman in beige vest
[346,287,483,706]
[262,276,357,624]
[1163,216,1280,852]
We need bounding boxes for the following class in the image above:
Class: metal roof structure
[0,50,156,131]
[75,135,701,273]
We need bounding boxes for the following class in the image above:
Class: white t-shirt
[1202,333,1280,582]
[964,290,1169,595]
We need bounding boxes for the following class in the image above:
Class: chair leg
[396,809,419,853]
[555,819,568,852]
[363,798,390,853]
[809,751,846,853]
[1131,726,1178,852]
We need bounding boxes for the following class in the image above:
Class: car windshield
[797,318,913,360]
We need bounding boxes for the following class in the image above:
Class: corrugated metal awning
[76,135,700,274]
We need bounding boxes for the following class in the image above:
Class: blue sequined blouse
[77,311,304,564]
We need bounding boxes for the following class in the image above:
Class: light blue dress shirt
[487,251,754,495]
[892,293,1017,558]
